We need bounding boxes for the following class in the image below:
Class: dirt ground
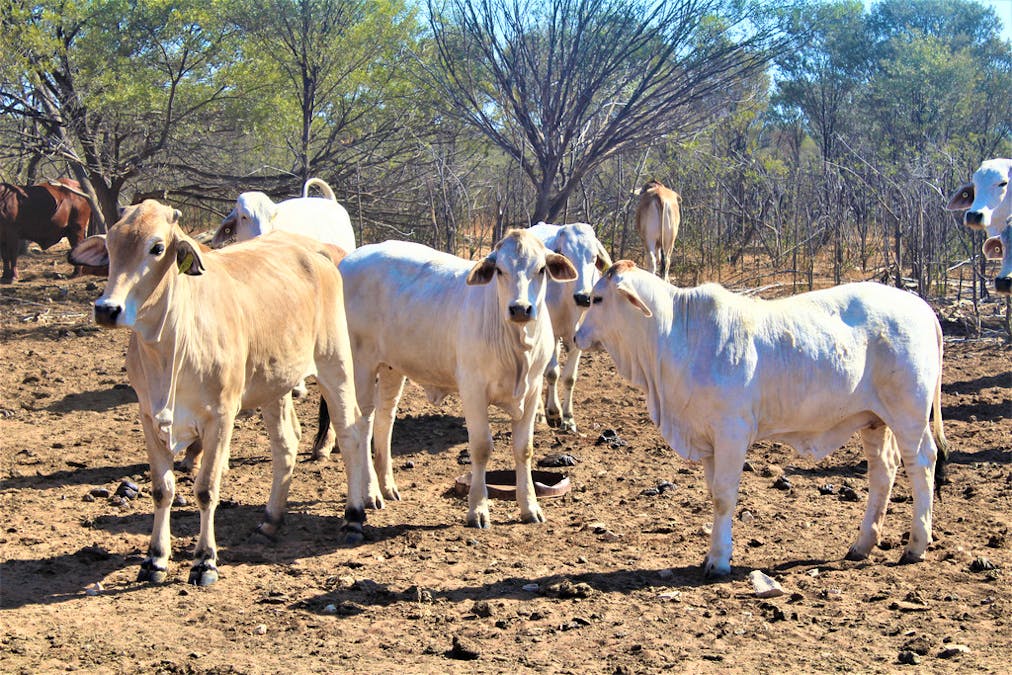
[2,244,1011,674]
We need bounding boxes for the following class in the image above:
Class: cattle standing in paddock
[574,261,947,577]
[983,220,1012,295]
[0,178,92,283]
[947,158,1012,238]
[527,222,612,432]
[635,180,681,281]
[70,200,369,586]
[211,177,356,253]
[325,231,576,526]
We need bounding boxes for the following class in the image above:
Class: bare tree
[423,0,793,223]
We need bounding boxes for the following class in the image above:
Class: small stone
[539,453,577,467]
[739,510,754,524]
[742,461,755,472]
[772,476,792,491]
[116,480,140,498]
[173,495,187,507]
[471,600,493,618]
[84,582,103,596]
[402,460,415,470]
[599,530,621,542]
[969,557,996,573]
[82,493,95,503]
[657,568,673,579]
[897,650,919,665]
[749,570,785,598]
[657,591,681,602]
[89,487,110,498]
[760,464,782,478]
[522,583,540,593]
[818,484,835,495]
[938,644,970,659]
[838,486,860,502]
[902,636,933,656]
[322,604,338,614]
[252,624,267,635]
[446,635,480,661]
[110,496,127,507]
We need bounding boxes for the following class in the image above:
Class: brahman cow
[635,180,681,281]
[983,219,1011,295]
[211,177,355,253]
[70,200,369,586]
[574,261,947,577]
[322,230,576,525]
[527,222,612,432]
[947,158,1011,237]
[0,178,92,283]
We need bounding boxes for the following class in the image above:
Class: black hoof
[137,562,168,584]
[898,551,924,565]
[340,524,365,545]
[249,523,279,544]
[188,562,219,586]
[545,413,562,428]
[844,547,868,562]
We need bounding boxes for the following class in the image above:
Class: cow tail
[932,320,948,499]
[313,397,331,451]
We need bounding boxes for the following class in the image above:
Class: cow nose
[965,211,983,226]
[94,301,122,326]
[508,303,533,322]
[996,277,1012,295]
[573,292,591,307]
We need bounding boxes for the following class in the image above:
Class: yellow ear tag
[177,251,195,274]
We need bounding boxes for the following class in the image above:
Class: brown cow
[0,178,92,283]
[635,180,681,281]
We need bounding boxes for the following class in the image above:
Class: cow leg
[847,425,899,561]
[543,340,563,428]
[700,436,748,578]
[351,364,384,509]
[372,368,406,501]
[513,387,545,524]
[460,388,493,529]
[558,344,581,433]
[189,414,235,586]
[645,247,658,276]
[0,235,17,283]
[896,425,938,564]
[661,248,672,282]
[316,362,372,544]
[138,413,174,583]
[255,394,300,541]
[310,394,337,460]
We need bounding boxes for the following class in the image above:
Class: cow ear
[69,235,109,267]
[467,254,497,285]
[595,241,613,272]
[176,238,206,276]
[616,281,652,317]
[946,183,974,211]
[982,236,1003,261]
[546,252,577,281]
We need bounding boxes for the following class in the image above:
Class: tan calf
[635,180,681,281]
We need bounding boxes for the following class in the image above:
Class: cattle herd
[2,159,1009,590]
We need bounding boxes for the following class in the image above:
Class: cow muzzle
[508,302,534,323]
[573,292,591,308]
[996,276,1011,295]
[94,300,123,327]
[964,210,985,228]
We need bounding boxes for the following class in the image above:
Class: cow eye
[538,265,546,275]
[495,267,503,277]
[150,243,165,255]
[592,296,603,304]
[1000,181,1009,188]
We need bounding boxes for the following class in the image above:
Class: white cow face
[467,229,576,324]
[70,200,205,329]
[211,191,277,248]
[947,159,1012,236]
[552,223,612,308]
[575,261,652,352]
[984,222,1012,295]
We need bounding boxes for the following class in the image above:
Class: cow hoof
[310,448,333,462]
[188,563,219,587]
[381,486,402,502]
[560,417,577,434]
[364,493,385,510]
[467,512,492,529]
[702,556,731,578]
[250,523,279,544]
[898,550,924,565]
[545,411,563,428]
[137,562,168,584]
[844,546,869,562]
[521,509,546,524]
[0,277,13,285]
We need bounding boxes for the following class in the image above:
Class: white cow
[983,219,1012,295]
[70,201,370,586]
[211,177,356,253]
[946,158,1012,237]
[527,222,612,432]
[574,261,947,577]
[328,230,576,525]
[635,180,681,280]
